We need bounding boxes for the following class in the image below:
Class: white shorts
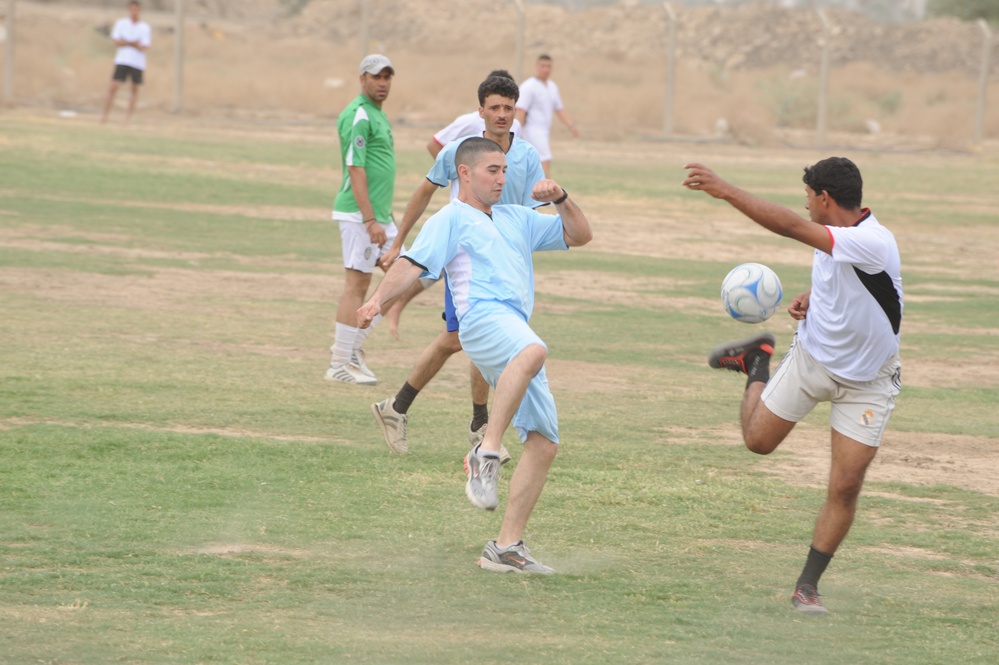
[458,303,559,444]
[520,126,552,162]
[338,220,401,273]
[762,335,901,447]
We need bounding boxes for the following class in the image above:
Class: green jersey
[333,94,396,223]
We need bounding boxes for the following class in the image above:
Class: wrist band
[364,218,377,224]
[552,189,569,205]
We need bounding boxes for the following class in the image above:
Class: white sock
[355,314,382,349]
[330,323,359,367]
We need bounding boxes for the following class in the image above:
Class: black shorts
[112,64,144,85]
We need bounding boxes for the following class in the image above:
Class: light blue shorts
[458,304,559,444]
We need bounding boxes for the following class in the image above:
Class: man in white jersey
[516,55,579,178]
[426,70,523,159]
[683,156,903,615]
[100,1,152,125]
[358,138,592,573]
[370,75,546,461]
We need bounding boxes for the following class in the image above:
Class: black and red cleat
[708,333,776,374]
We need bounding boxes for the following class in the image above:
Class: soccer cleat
[468,422,511,465]
[708,333,776,375]
[352,348,376,379]
[324,363,378,386]
[478,540,555,574]
[463,449,500,511]
[791,584,829,615]
[371,398,408,454]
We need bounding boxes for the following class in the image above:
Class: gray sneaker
[468,422,511,465]
[371,398,408,454]
[791,584,829,615]
[478,540,554,574]
[463,449,500,511]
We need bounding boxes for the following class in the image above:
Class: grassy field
[1,112,997,664]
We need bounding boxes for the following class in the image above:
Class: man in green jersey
[325,54,409,385]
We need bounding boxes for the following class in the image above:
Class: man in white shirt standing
[101,1,152,125]
[516,55,579,178]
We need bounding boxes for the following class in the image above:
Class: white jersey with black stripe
[799,209,903,381]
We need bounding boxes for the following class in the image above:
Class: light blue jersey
[427,134,546,206]
[403,200,568,323]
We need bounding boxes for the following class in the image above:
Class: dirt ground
[2,1,998,149]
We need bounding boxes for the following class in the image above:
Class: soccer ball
[720,263,783,324]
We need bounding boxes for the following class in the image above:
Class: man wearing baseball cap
[326,54,409,385]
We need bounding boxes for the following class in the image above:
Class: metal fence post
[359,0,369,58]
[172,0,184,113]
[513,0,525,82]
[2,0,15,102]
[816,9,831,146]
[663,2,676,138]
[973,18,993,146]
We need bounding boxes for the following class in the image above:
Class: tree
[928,0,999,22]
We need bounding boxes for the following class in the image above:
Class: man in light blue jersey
[370,76,546,461]
[358,138,592,573]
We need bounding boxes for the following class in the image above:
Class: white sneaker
[468,422,511,465]
[371,398,408,454]
[352,348,376,379]
[325,363,377,385]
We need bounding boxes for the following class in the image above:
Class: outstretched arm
[554,108,579,138]
[532,180,592,248]
[381,179,438,269]
[357,259,425,328]
[682,163,831,254]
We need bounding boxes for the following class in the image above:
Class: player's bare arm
[382,179,438,269]
[555,109,579,138]
[532,180,592,248]
[682,163,832,254]
[788,289,811,320]
[357,259,424,328]
[346,165,387,248]
[426,137,444,159]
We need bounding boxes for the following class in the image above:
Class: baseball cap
[359,54,394,76]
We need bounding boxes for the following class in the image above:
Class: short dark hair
[455,137,504,171]
[802,157,863,209]
[537,54,552,62]
[478,75,519,106]
[487,69,515,81]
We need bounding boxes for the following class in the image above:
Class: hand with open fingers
[681,163,727,198]
[532,179,566,203]
[356,300,381,330]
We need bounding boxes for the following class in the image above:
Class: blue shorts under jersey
[459,303,559,444]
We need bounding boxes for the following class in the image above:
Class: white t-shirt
[432,111,521,147]
[516,77,563,136]
[798,210,903,381]
[111,18,152,70]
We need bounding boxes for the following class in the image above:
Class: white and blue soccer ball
[721,263,783,324]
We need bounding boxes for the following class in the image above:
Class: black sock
[796,545,833,589]
[392,382,420,415]
[745,350,771,389]
[471,402,489,432]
